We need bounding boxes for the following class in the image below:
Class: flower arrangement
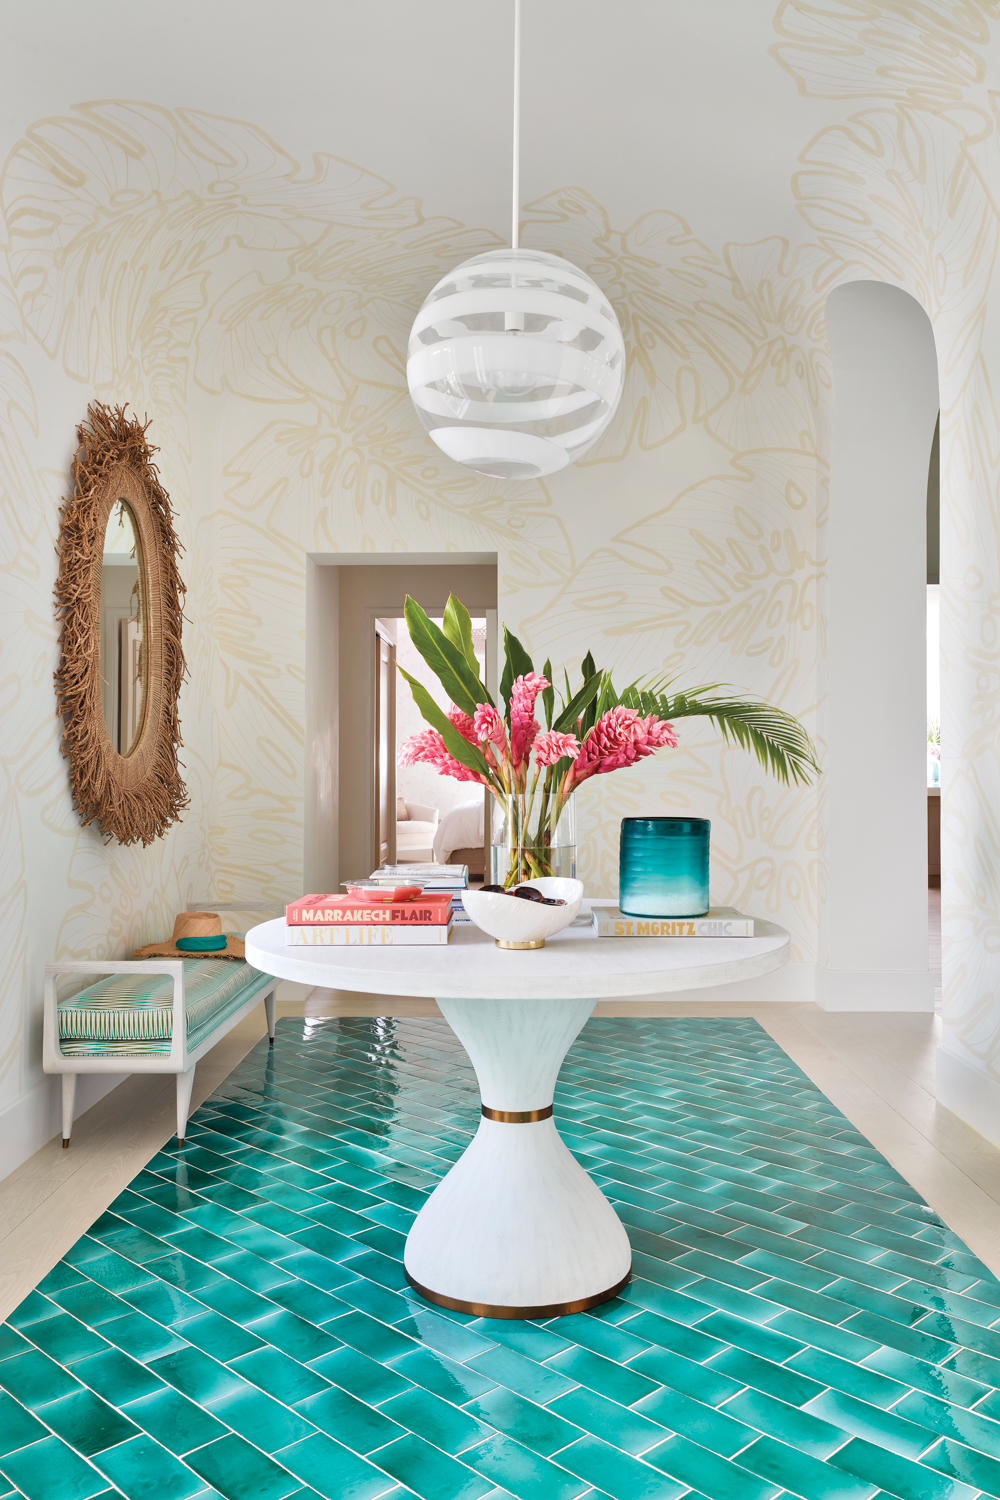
[928,718,941,784]
[398,594,820,887]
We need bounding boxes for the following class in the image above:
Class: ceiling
[2,1,849,251]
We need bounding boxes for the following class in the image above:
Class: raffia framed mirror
[55,404,188,845]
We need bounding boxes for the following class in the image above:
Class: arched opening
[821,281,940,1011]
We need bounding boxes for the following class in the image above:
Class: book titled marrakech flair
[286,894,451,926]
[285,892,454,945]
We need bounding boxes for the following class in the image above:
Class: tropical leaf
[618,679,821,787]
[397,666,497,784]
[500,625,534,716]
[541,659,554,730]
[403,596,491,717]
[443,593,479,676]
[578,652,603,736]
[552,672,606,735]
[595,673,619,718]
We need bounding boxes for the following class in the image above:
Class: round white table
[246,914,789,1319]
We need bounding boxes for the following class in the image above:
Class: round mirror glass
[100,500,147,755]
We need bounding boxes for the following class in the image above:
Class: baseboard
[0,1071,126,1184]
[670,960,816,1005]
[936,1046,1000,1150]
[816,966,935,1012]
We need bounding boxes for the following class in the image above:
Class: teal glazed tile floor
[5,1018,1000,1500]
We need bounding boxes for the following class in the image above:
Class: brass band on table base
[495,937,545,950]
[404,1267,632,1320]
[481,1103,553,1123]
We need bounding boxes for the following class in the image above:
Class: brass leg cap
[62,1139,70,1149]
[404,1267,631,1320]
[176,1138,185,1148]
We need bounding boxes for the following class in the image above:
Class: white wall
[820,282,939,1012]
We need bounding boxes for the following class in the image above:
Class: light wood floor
[4,907,993,1326]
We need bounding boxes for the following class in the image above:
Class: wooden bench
[43,957,278,1149]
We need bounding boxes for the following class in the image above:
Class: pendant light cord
[512,0,521,250]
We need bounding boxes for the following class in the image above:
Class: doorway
[304,554,498,894]
[926,415,941,1006]
[379,610,491,876]
[374,627,396,868]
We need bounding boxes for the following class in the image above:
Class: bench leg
[176,1066,196,1147]
[265,987,276,1046]
[61,1074,77,1148]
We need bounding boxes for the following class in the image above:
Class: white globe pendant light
[406,2,625,481]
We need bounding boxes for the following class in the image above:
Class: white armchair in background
[396,801,440,863]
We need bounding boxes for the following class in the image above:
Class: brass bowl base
[495,937,545,950]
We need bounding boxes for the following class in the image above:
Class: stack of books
[285,892,454,946]
[369,863,469,894]
[590,905,754,937]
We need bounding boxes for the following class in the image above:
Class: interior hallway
[1,895,992,1332]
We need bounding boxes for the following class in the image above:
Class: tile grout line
[5,1016,1000,1500]
[758,1009,1000,1280]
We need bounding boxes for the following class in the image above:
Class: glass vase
[619,817,710,917]
[490,790,577,889]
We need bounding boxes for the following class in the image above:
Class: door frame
[373,623,397,869]
[304,555,498,893]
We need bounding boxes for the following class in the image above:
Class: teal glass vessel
[619,817,710,917]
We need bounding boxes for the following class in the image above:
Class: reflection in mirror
[100,500,146,755]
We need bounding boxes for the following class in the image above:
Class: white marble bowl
[462,877,585,949]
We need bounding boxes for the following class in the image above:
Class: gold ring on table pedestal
[404,1267,632,1320]
[480,1104,553,1123]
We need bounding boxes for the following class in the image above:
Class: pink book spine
[286,896,452,926]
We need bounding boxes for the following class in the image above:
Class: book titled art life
[592,905,754,937]
[286,894,452,926]
[286,920,453,946]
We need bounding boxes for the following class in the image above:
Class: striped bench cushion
[58,959,272,1057]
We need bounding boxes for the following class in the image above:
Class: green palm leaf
[617,679,821,787]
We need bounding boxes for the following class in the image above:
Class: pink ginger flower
[473,704,507,749]
[566,707,677,789]
[533,730,580,767]
[398,729,485,784]
[509,673,549,773]
[447,707,478,746]
[510,673,549,717]
[638,714,679,749]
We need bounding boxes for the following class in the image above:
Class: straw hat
[134,911,245,961]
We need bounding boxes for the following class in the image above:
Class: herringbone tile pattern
[2,1016,1000,1499]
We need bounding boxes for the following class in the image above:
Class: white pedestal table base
[403,996,632,1318]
